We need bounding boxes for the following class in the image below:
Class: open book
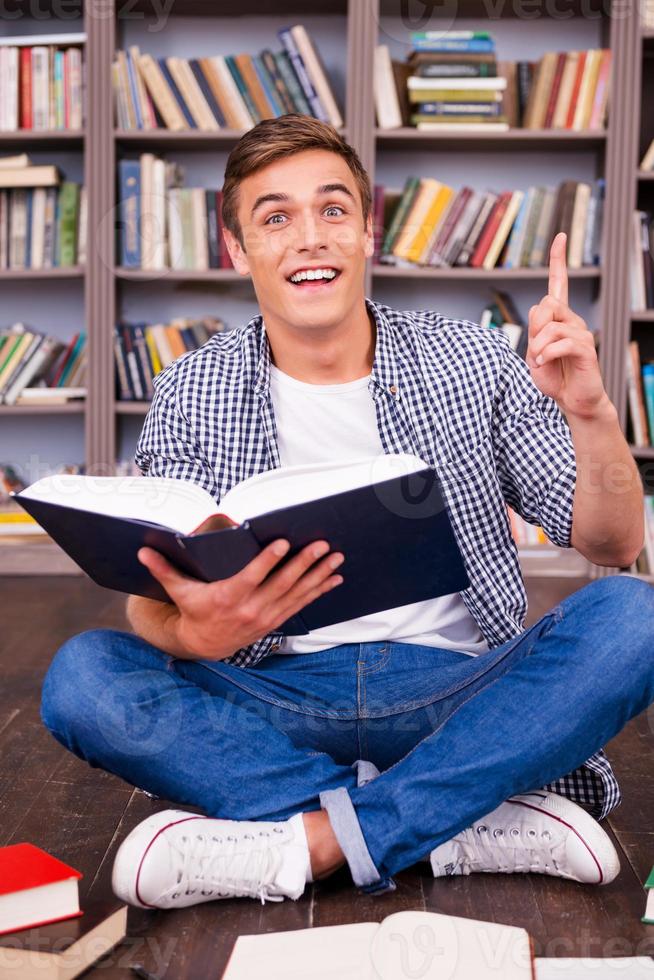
[14,454,469,635]
[221,911,535,979]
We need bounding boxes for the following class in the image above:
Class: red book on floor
[0,843,82,935]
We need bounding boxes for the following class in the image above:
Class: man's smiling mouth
[287,267,342,285]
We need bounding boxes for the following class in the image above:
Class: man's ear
[363,212,374,260]
[222,226,250,277]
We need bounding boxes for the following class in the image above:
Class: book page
[219,453,430,526]
[18,474,218,535]
[222,923,377,980]
[369,911,533,979]
[535,958,654,978]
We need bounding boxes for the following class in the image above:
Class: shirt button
[389,384,398,395]
[271,643,280,651]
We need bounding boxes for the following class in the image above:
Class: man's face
[225,149,374,332]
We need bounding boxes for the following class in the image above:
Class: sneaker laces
[168,827,288,904]
[443,822,567,876]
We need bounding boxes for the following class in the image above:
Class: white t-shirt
[269,363,488,656]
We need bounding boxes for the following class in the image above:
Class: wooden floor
[2,575,654,977]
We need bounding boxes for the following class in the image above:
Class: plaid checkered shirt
[134,298,620,820]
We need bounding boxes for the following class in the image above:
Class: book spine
[252,55,284,116]
[113,324,133,400]
[205,189,219,269]
[643,365,654,445]
[189,58,226,126]
[157,57,197,128]
[225,55,261,124]
[118,160,141,268]
[273,51,311,116]
[57,181,79,266]
[261,49,295,114]
[381,177,420,257]
[278,28,327,121]
[412,39,495,52]
[20,46,31,128]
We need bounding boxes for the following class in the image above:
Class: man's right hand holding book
[126,538,344,661]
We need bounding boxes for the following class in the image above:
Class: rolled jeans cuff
[319,785,396,894]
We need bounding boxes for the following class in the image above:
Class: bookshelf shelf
[375,128,607,151]
[630,310,654,321]
[115,267,248,284]
[637,170,654,180]
[115,401,151,414]
[372,265,602,281]
[630,445,654,458]
[0,266,84,280]
[0,404,85,416]
[115,129,248,148]
[0,130,85,147]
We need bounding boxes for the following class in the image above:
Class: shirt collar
[252,298,400,399]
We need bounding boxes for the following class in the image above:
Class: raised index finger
[548,231,568,307]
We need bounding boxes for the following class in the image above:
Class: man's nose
[294,213,328,252]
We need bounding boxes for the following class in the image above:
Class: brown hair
[222,114,372,249]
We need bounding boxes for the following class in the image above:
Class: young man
[41,115,653,909]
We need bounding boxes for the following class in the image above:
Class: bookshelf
[0,0,647,580]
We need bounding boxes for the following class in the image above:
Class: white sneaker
[427,792,620,885]
[111,810,311,909]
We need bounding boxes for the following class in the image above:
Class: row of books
[0,155,85,270]
[0,323,86,405]
[0,33,85,132]
[378,177,604,270]
[375,31,609,132]
[113,27,342,133]
[631,209,654,311]
[626,341,654,448]
[633,496,654,577]
[114,316,224,401]
[117,156,234,271]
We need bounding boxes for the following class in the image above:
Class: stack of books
[521,49,610,130]
[631,209,654,311]
[0,154,85,270]
[0,323,86,405]
[406,30,508,132]
[113,26,342,132]
[114,315,224,401]
[378,176,604,270]
[0,32,85,132]
[626,340,654,448]
[118,154,233,271]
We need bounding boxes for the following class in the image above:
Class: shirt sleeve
[491,340,577,548]
[134,365,219,497]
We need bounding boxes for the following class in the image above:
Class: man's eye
[324,205,344,217]
[265,213,287,225]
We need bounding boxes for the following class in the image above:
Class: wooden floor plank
[2,574,653,977]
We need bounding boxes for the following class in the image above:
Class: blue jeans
[40,576,654,894]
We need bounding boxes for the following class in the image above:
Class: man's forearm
[126,594,189,658]
[568,395,644,567]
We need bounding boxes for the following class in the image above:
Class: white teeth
[289,268,338,283]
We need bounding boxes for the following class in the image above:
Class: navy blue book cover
[15,468,469,636]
